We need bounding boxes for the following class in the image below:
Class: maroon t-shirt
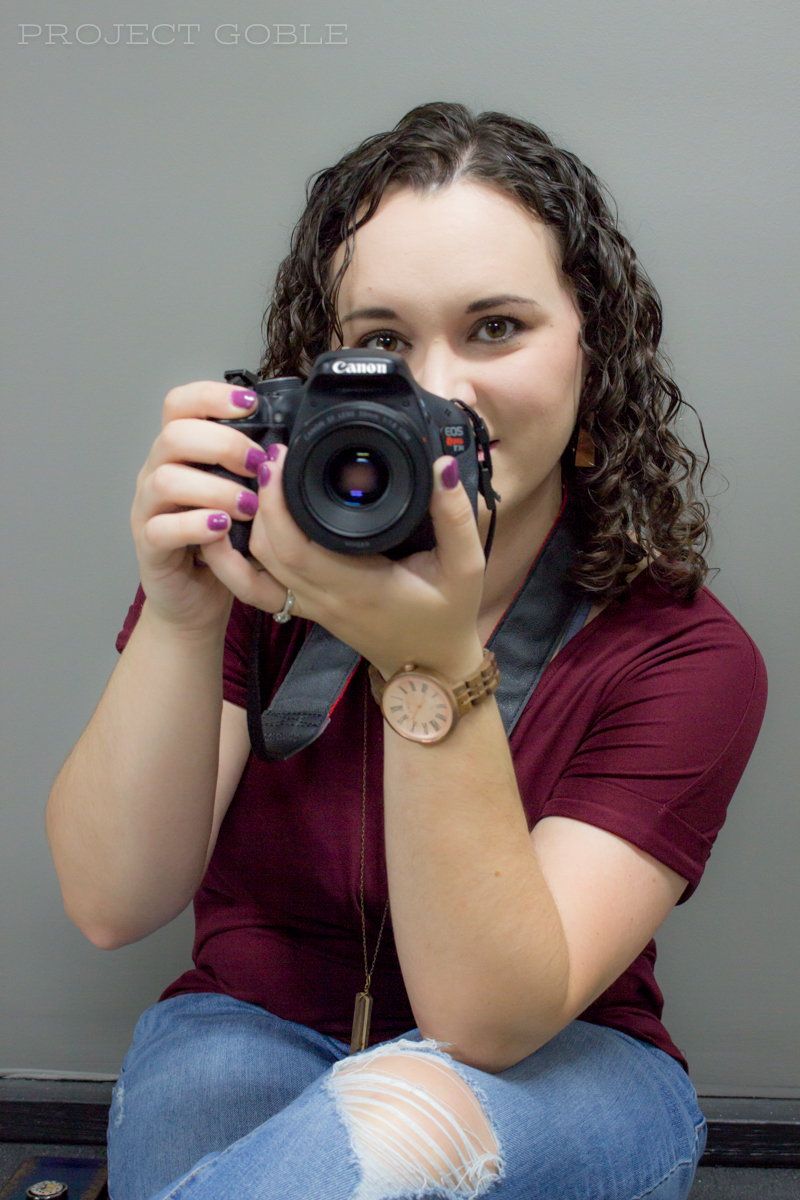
[117,570,767,1069]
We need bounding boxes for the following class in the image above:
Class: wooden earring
[574,425,596,468]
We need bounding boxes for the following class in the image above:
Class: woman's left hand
[200,445,486,680]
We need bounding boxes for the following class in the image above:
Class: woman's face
[334,180,585,535]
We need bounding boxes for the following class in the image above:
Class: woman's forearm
[47,600,230,948]
[383,695,570,1073]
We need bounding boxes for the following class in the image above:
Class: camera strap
[246,495,589,761]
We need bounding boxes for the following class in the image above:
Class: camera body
[211,349,494,559]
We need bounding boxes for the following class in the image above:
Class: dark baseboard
[0,1081,114,1146]
[698,1099,800,1168]
[2,1081,799,1166]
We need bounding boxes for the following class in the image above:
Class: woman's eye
[473,317,522,342]
[358,331,406,353]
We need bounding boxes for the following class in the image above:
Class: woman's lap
[107,993,348,1199]
[107,993,706,1200]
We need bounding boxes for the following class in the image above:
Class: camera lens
[283,402,434,555]
[325,448,389,507]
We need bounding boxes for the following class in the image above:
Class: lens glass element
[325,448,389,507]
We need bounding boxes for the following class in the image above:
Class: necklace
[350,675,390,1054]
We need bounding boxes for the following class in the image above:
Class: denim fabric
[108,993,706,1200]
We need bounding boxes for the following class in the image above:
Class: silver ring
[273,588,295,624]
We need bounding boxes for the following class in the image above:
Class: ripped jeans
[107,993,706,1200]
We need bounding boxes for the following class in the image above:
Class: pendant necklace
[350,676,390,1054]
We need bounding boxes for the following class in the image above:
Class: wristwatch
[368,650,500,744]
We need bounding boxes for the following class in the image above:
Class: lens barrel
[283,401,433,555]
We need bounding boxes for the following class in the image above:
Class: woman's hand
[131,381,287,635]
[202,446,486,680]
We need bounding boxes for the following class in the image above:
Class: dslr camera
[211,349,495,559]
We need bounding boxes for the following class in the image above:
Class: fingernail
[257,462,271,488]
[231,389,258,409]
[441,458,460,489]
[237,489,259,517]
[266,443,281,462]
[207,512,229,531]
[245,446,268,472]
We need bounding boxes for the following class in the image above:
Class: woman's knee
[327,1041,501,1200]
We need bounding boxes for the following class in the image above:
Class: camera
[209,349,495,559]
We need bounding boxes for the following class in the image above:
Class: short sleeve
[218,601,259,709]
[534,588,768,900]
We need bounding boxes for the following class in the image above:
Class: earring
[574,425,596,468]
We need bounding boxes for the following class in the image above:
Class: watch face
[382,672,455,743]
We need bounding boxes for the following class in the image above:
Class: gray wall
[2,0,797,1090]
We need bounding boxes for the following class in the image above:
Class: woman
[47,103,767,1200]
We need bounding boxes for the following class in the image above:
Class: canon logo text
[331,361,389,375]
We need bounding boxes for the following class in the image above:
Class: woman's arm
[47,380,284,947]
[383,707,685,1073]
[47,618,251,948]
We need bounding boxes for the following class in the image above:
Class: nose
[411,344,477,408]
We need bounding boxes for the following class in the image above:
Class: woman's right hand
[131,380,284,635]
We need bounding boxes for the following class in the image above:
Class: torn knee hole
[329,1045,501,1199]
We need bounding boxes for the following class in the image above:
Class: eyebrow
[341,306,399,324]
[341,295,539,324]
[465,294,538,313]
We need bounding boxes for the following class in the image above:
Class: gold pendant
[350,990,373,1054]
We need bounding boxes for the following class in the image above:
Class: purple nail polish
[257,462,271,488]
[266,443,281,462]
[237,489,259,516]
[245,446,268,472]
[207,512,229,531]
[441,458,460,489]
[231,389,258,409]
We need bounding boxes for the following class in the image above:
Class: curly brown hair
[260,101,711,600]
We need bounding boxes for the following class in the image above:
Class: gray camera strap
[247,498,590,761]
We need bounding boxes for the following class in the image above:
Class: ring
[273,588,295,624]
